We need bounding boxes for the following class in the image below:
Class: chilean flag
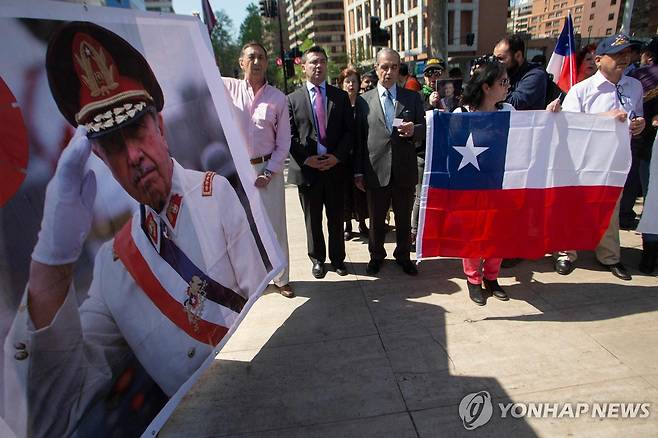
[416,111,631,260]
[547,12,577,93]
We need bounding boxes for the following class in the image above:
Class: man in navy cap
[4,21,265,437]
[554,33,645,280]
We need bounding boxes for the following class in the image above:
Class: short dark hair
[460,58,506,110]
[240,41,268,58]
[497,35,526,58]
[302,46,328,63]
[399,63,410,76]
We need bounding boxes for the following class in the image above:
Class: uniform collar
[142,158,185,247]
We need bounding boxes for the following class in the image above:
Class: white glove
[32,126,96,265]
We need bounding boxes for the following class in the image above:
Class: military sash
[114,205,247,346]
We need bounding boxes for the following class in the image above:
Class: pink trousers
[462,258,503,284]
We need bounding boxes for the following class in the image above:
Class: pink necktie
[314,86,326,144]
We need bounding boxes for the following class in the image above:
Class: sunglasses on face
[425,70,443,77]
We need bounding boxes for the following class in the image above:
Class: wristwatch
[262,169,273,179]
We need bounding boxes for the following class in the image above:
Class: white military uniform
[3,159,267,437]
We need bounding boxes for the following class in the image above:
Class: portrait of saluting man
[3,21,266,437]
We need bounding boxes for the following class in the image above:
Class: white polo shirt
[562,70,643,117]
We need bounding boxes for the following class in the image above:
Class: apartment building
[343,0,507,66]
[508,0,534,34]
[510,0,624,39]
[286,0,347,60]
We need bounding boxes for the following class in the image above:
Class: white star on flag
[453,133,489,171]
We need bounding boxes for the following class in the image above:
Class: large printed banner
[417,110,632,260]
[0,1,284,436]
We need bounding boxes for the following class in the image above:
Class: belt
[250,153,272,165]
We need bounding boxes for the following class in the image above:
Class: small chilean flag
[416,111,631,260]
[547,12,577,93]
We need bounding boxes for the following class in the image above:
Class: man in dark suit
[288,46,354,278]
[355,48,426,276]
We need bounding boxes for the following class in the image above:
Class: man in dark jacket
[494,35,547,110]
[288,46,354,279]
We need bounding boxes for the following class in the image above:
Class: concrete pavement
[162,180,658,437]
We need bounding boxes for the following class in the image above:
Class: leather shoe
[483,278,509,301]
[555,259,575,275]
[467,282,486,306]
[333,262,349,276]
[312,261,326,279]
[343,230,353,241]
[359,223,369,236]
[603,262,632,281]
[396,259,418,276]
[366,259,381,275]
[276,284,295,298]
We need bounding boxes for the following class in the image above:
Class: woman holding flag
[453,56,561,305]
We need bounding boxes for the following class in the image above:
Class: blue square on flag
[429,111,510,190]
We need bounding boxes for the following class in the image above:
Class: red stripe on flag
[558,53,577,93]
[421,185,621,259]
[114,220,228,346]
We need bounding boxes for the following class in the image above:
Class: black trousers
[367,183,415,262]
[297,174,345,265]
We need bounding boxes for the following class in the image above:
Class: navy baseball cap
[596,33,632,56]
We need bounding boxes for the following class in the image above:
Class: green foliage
[239,3,265,47]
[210,9,240,78]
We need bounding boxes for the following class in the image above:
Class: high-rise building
[343,0,507,67]
[144,0,174,13]
[286,0,347,61]
[510,0,625,40]
[508,0,534,34]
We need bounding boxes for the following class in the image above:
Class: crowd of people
[224,33,657,305]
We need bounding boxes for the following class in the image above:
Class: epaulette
[202,171,216,197]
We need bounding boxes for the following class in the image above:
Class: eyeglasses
[498,78,510,86]
[425,70,443,77]
[615,84,631,108]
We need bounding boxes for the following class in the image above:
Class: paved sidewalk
[162,182,658,437]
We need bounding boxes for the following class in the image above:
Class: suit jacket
[355,86,426,188]
[287,83,354,185]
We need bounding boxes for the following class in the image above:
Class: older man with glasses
[554,33,646,281]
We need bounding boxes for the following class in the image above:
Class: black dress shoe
[483,278,509,301]
[602,262,632,281]
[366,259,381,275]
[396,259,418,276]
[344,230,353,241]
[312,261,326,279]
[555,259,575,275]
[359,224,369,236]
[333,262,349,276]
[467,282,486,306]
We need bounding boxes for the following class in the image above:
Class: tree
[238,3,265,47]
[210,9,240,77]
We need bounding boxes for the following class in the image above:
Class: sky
[172,0,254,34]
